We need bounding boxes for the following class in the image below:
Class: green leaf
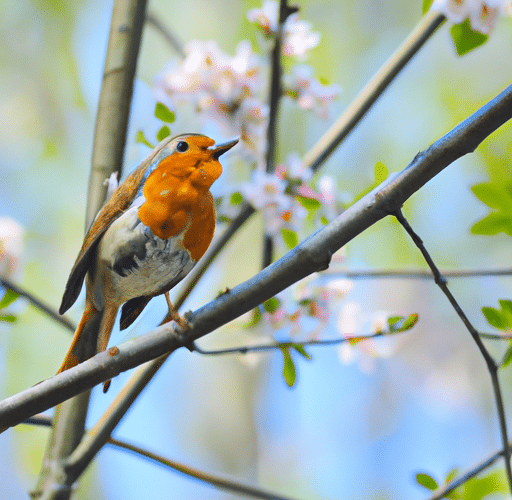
[422,0,434,13]
[501,345,512,368]
[463,469,507,499]
[230,192,243,205]
[482,306,509,330]
[471,183,512,210]
[450,19,488,56]
[499,300,512,322]
[264,297,281,313]
[388,313,419,333]
[136,130,154,149]
[0,314,16,322]
[157,125,171,142]
[154,102,175,123]
[445,468,459,483]
[293,344,312,360]
[374,161,389,184]
[281,228,299,249]
[296,195,321,210]
[471,213,512,236]
[244,307,262,328]
[218,215,232,224]
[281,346,297,387]
[0,290,19,309]
[320,215,329,225]
[416,472,439,491]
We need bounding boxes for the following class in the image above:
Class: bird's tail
[57,302,118,374]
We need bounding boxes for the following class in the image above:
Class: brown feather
[59,135,181,314]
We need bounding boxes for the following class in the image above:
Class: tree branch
[2,80,512,433]
[32,1,147,499]
[25,415,299,500]
[0,275,75,332]
[394,209,512,493]
[302,10,445,172]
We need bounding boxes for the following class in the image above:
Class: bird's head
[153,134,238,189]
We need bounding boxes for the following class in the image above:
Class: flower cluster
[239,154,338,245]
[154,1,340,162]
[430,0,512,34]
[152,1,410,371]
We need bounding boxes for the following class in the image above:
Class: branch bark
[31,1,147,499]
[2,80,511,435]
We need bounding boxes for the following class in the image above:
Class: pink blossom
[0,217,24,280]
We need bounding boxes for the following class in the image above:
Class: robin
[57,133,238,377]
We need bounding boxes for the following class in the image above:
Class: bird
[57,133,238,379]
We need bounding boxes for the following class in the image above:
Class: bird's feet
[163,292,190,330]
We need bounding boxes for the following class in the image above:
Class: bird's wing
[59,148,166,315]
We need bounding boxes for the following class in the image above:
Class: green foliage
[422,0,434,13]
[450,19,488,56]
[463,469,507,499]
[0,289,19,323]
[483,300,512,368]
[157,125,171,142]
[136,130,154,149]
[471,182,512,236]
[281,346,296,387]
[230,192,244,205]
[415,467,506,499]
[481,300,512,331]
[154,102,176,123]
[374,161,389,184]
[280,343,312,387]
[387,313,419,333]
[281,228,299,249]
[296,195,321,210]
[244,306,262,328]
[415,472,439,491]
[263,297,281,313]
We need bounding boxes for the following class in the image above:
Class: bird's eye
[176,141,189,153]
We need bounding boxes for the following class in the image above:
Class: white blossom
[430,0,506,34]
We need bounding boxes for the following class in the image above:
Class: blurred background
[1,0,512,498]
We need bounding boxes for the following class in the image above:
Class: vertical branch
[32,1,147,499]
[85,0,147,228]
[262,0,298,269]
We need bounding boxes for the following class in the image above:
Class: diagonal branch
[394,209,512,494]
[25,415,299,500]
[0,276,75,331]
[302,10,445,172]
[2,80,512,433]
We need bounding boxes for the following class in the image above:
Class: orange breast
[137,154,220,261]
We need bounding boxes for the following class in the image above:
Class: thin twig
[192,331,392,356]
[24,415,299,500]
[262,0,297,268]
[326,267,512,279]
[0,276,75,332]
[145,11,186,58]
[302,10,445,172]
[393,208,512,495]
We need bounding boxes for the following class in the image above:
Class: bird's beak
[210,138,239,159]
